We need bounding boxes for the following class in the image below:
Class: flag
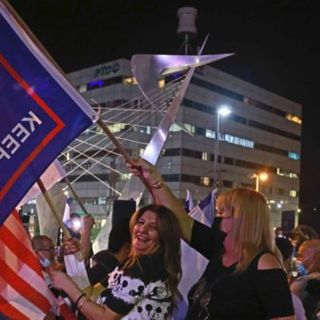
[0,1,97,224]
[174,190,216,320]
[0,210,55,319]
[189,189,216,226]
[18,159,66,207]
[184,189,194,213]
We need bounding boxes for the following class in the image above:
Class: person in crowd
[276,237,306,320]
[32,235,63,271]
[291,239,320,319]
[32,235,76,320]
[87,218,131,286]
[50,204,182,319]
[61,213,95,263]
[290,225,319,252]
[127,158,295,320]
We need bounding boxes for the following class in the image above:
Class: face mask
[295,260,308,276]
[39,257,52,268]
[212,216,222,230]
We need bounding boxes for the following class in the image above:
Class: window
[98,197,107,205]
[123,77,138,85]
[205,129,216,139]
[202,152,209,161]
[286,114,302,124]
[109,122,126,133]
[170,124,182,132]
[276,168,299,179]
[184,123,195,134]
[289,190,298,197]
[79,84,87,93]
[288,152,300,160]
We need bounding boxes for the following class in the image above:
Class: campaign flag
[0,2,97,224]
[175,190,216,319]
[0,210,55,319]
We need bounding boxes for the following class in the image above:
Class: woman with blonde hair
[128,159,295,320]
[50,204,182,319]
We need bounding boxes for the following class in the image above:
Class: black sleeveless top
[186,220,294,320]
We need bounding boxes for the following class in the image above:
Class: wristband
[77,296,89,310]
[75,293,86,308]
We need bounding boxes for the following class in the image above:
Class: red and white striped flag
[0,210,55,319]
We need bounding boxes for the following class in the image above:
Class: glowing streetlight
[213,105,231,187]
[252,172,268,192]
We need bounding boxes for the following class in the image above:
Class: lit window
[169,124,182,132]
[286,114,302,124]
[205,129,216,139]
[98,197,107,205]
[79,84,87,93]
[159,79,165,88]
[288,152,300,160]
[202,152,209,161]
[123,77,138,85]
[289,190,297,198]
[276,168,298,179]
[139,148,145,156]
[224,134,254,148]
[184,123,195,134]
[109,122,125,133]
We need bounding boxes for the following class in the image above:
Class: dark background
[8,0,320,228]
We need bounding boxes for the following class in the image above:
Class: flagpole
[37,178,71,238]
[97,118,155,201]
[64,177,90,215]
[37,179,85,263]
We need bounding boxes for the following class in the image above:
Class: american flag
[0,211,55,319]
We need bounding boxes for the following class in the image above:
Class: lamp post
[252,172,268,192]
[213,105,231,187]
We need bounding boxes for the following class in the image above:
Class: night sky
[7,1,320,221]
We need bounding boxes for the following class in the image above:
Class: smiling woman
[127,158,296,320]
[50,204,182,320]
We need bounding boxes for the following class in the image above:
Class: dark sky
[8,1,320,213]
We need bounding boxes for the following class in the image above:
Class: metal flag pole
[96,117,155,201]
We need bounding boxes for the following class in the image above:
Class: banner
[0,1,97,224]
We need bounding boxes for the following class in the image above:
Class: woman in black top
[50,204,182,319]
[128,159,295,320]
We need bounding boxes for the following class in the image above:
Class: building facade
[66,58,302,227]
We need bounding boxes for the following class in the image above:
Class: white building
[66,58,301,227]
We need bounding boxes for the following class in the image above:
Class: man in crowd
[291,239,320,319]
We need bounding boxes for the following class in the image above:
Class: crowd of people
[24,158,320,319]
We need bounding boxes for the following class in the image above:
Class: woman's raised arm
[127,158,194,243]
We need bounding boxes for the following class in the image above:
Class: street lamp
[252,172,268,192]
[213,105,231,187]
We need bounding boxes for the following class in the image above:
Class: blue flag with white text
[0,2,96,224]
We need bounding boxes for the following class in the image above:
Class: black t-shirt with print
[100,252,172,319]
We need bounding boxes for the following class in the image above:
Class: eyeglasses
[37,247,55,253]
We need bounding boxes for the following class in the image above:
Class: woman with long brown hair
[128,159,295,320]
[50,204,182,320]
